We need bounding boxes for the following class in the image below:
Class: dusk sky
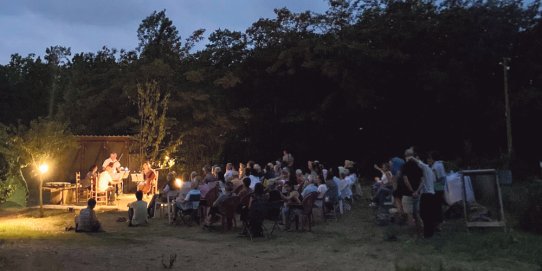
[0,0,330,64]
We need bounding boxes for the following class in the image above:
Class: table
[42,182,79,205]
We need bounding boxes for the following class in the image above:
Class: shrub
[519,181,542,234]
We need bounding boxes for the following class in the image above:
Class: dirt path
[0,202,539,271]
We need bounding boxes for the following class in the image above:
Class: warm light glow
[164,155,170,160]
[175,178,182,188]
[38,164,49,174]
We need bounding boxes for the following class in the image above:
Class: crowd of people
[74,147,447,239]
[75,150,363,237]
[370,147,446,238]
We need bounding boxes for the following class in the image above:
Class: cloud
[0,0,329,63]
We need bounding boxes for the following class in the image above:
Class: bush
[519,181,542,234]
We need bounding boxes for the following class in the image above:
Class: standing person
[75,198,102,232]
[282,150,294,168]
[412,155,437,238]
[427,152,446,230]
[128,190,148,226]
[401,148,423,227]
[390,157,406,218]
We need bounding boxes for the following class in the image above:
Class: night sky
[0,0,329,64]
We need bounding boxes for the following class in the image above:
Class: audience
[79,150,450,239]
[128,190,148,226]
[75,198,102,232]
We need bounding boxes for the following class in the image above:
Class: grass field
[1,198,541,271]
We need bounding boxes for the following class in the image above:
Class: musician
[102,152,121,175]
[82,164,98,191]
[137,162,156,195]
[98,163,116,202]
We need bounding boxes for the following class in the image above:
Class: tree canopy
[1,0,541,176]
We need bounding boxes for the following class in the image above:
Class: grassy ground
[1,198,541,271]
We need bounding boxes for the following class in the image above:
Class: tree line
[1,0,541,181]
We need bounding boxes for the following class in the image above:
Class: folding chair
[296,192,317,231]
[177,194,201,226]
[199,186,219,224]
[219,196,240,231]
[263,200,283,239]
[154,191,179,224]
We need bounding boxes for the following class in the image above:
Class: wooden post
[501,57,513,164]
[39,175,44,217]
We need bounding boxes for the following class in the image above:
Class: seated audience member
[247,168,261,190]
[324,170,339,212]
[239,163,246,178]
[280,183,301,230]
[267,181,282,202]
[278,168,290,187]
[301,178,318,198]
[75,198,102,232]
[273,164,282,179]
[295,169,306,186]
[204,182,234,228]
[230,171,242,188]
[147,171,179,218]
[175,178,201,213]
[371,162,393,207]
[315,174,328,208]
[264,163,276,179]
[128,190,148,226]
[236,177,252,199]
[224,163,234,181]
[247,183,268,237]
[199,167,213,198]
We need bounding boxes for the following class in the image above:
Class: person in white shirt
[98,163,116,202]
[315,175,328,208]
[248,167,261,190]
[102,152,122,186]
[102,152,121,172]
[412,156,438,238]
[128,190,148,226]
[224,163,234,181]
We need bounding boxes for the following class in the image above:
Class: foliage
[519,181,542,234]
[0,118,76,200]
[137,80,177,165]
[1,1,542,174]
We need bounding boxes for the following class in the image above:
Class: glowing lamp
[39,164,49,174]
[175,178,183,188]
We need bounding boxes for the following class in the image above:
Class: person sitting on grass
[75,198,102,232]
[128,190,148,227]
